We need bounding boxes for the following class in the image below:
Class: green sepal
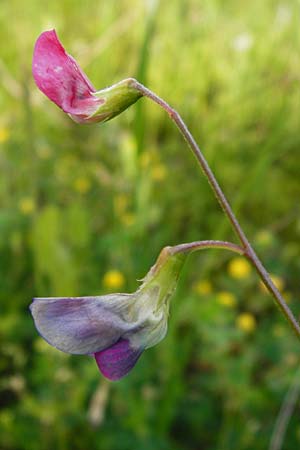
[91,78,142,122]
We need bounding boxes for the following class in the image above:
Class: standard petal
[32,30,102,116]
[30,295,136,355]
[94,338,143,381]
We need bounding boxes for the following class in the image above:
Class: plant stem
[170,240,245,256]
[269,365,300,450]
[131,80,300,338]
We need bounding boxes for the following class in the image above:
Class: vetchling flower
[32,30,142,124]
[30,247,186,381]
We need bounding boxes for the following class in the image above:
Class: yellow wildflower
[19,197,36,215]
[0,127,10,143]
[193,280,212,295]
[140,151,153,168]
[151,164,167,182]
[120,213,135,227]
[255,230,273,247]
[74,177,91,194]
[217,291,237,308]
[114,194,129,215]
[236,313,256,333]
[103,270,125,290]
[228,257,252,279]
[259,274,284,293]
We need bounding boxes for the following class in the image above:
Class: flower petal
[30,295,135,355]
[94,338,143,381]
[32,30,102,116]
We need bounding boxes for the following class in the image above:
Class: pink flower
[32,30,141,123]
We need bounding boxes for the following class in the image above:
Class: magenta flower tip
[32,29,102,121]
[32,29,142,124]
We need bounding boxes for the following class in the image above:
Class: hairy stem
[131,80,300,338]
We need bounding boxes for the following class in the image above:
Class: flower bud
[32,30,142,124]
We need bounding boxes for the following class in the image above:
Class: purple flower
[30,247,186,381]
[32,30,142,124]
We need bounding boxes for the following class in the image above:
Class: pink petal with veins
[32,30,103,117]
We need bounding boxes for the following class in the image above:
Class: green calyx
[139,246,187,311]
[92,78,142,122]
[126,246,187,349]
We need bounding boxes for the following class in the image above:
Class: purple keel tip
[94,339,143,381]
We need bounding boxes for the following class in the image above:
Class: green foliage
[1,0,300,449]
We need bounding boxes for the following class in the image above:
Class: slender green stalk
[269,365,300,450]
[131,80,300,339]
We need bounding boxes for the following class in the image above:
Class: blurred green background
[1,0,300,449]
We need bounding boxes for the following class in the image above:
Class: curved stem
[170,240,245,256]
[131,80,300,339]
